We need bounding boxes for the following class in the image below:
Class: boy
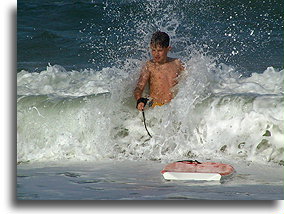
[134,31,184,111]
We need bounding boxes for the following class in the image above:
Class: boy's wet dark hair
[150,31,170,48]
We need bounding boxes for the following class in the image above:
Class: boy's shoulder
[166,57,180,64]
[170,57,184,67]
[166,58,184,69]
[171,58,183,65]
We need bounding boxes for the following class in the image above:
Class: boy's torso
[147,58,181,104]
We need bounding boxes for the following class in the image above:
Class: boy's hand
[137,102,145,111]
[136,97,148,111]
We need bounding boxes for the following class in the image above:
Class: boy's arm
[176,58,185,74]
[134,64,150,100]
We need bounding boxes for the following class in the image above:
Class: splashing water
[17,0,283,165]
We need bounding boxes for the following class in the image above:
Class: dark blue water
[17,0,283,74]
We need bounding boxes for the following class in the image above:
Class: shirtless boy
[134,31,184,111]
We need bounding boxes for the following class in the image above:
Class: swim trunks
[148,100,164,108]
[136,97,164,109]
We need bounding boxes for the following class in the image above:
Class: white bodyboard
[162,172,222,181]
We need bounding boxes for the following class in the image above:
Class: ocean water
[17,0,283,200]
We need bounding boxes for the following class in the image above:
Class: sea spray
[17,60,284,165]
[17,0,283,165]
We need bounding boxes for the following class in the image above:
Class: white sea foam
[17,64,110,97]
[213,66,283,95]
[17,54,284,165]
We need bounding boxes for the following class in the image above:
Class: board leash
[142,110,152,138]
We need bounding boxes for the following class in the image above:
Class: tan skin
[134,45,184,111]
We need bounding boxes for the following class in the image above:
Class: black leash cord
[142,110,152,138]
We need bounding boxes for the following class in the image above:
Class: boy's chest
[149,63,179,81]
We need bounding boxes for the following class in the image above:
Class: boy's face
[150,45,171,64]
